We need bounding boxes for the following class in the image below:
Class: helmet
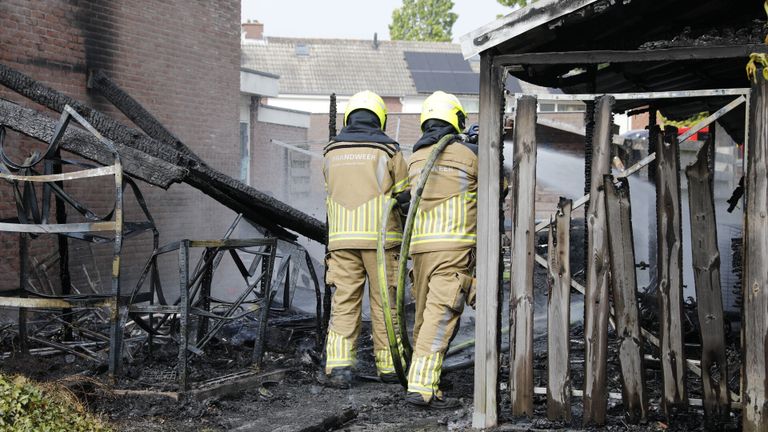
[344,90,387,130]
[420,91,466,133]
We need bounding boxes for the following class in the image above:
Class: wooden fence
[483,77,767,430]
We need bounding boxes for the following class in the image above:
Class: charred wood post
[583,95,613,426]
[604,176,648,424]
[656,125,688,417]
[685,138,730,427]
[322,94,337,341]
[18,233,29,353]
[509,95,537,417]
[195,249,215,343]
[304,251,324,350]
[648,109,658,285]
[87,69,200,161]
[742,72,768,432]
[472,53,504,429]
[0,64,326,243]
[50,148,73,341]
[546,198,572,422]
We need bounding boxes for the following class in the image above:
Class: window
[540,103,556,112]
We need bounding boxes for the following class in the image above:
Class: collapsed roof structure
[0,64,326,244]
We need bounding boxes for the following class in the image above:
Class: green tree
[497,0,533,8]
[389,0,458,42]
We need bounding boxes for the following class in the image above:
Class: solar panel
[404,51,479,94]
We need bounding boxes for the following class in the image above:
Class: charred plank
[582,95,613,426]
[685,137,729,427]
[546,197,572,422]
[604,176,648,424]
[87,69,201,161]
[509,95,537,417]
[742,70,768,432]
[655,125,688,417]
[0,98,184,188]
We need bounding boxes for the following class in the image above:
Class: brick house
[240,25,591,221]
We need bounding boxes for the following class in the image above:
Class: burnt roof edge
[459,0,599,59]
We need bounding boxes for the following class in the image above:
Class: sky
[241,0,511,42]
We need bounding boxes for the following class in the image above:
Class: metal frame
[128,236,279,392]
[0,105,157,380]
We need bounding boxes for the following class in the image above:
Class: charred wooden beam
[509,95,537,417]
[0,63,327,243]
[604,176,648,424]
[583,95,613,426]
[685,138,729,427]
[742,71,768,432]
[472,53,504,429]
[0,98,184,188]
[87,69,200,161]
[0,64,186,166]
[656,125,688,417]
[492,44,768,67]
[546,197,571,422]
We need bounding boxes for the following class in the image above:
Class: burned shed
[460,0,768,430]
[0,0,328,398]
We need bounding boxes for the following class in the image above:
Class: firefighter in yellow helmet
[321,90,410,387]
[405,91,477,408]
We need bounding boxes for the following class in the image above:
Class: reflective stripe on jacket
[408,139,478,254]
[324,140,409,251]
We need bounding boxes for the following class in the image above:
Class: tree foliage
[389,0,457,42]
[497,0,534,8]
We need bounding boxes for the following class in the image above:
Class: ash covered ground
[0,222,743,431]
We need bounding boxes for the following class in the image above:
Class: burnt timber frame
[473,47,754,428]
[128,237,278,392]
[0,63,326,243]
[0,105,148,380]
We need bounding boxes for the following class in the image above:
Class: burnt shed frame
[471,45,760,429]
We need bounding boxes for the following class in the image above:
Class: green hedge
[0,373,111,432]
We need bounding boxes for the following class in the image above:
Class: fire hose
[376,133,458,387]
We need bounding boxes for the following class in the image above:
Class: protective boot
[318,366,353,389]
[405,391,461,409]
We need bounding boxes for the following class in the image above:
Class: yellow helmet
[420,91,466,133]
[344,90,387,130]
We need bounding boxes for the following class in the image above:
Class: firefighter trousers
[407,248,475,401]
[324,248,401,376]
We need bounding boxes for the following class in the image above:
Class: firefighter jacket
[407,138,478,254]
[324,140,409,251]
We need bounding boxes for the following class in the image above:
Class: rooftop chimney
[242,20,264,40]
[373,32,379,50]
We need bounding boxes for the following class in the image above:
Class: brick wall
[0,0,241,293]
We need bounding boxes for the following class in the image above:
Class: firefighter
[322,90,409,387]
[405,91,477,408]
